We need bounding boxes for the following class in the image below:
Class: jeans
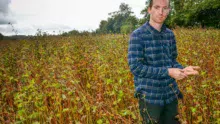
[138,98,180,124]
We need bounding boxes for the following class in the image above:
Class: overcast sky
[0,0,146,36]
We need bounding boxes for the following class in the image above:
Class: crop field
[0,28,219,124]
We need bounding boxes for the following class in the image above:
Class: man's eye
[163,7,169,10]
[154,6,160,9]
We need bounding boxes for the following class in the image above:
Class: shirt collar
[144,21,166,34]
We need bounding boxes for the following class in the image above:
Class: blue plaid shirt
[128,22,184,106]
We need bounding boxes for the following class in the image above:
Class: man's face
[148,0,170,24]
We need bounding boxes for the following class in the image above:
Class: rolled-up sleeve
[128,32,170,79]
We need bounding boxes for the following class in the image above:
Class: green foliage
[193,0,220,28]
[62,30,95,36]
[120,24,132,34]
[97,20,108,34]
[168,0,220,28]
[121,16,138,34]
[63,1,219,35]
[141,0,220,28]
[97,3,138,34]
[62,29,80,36]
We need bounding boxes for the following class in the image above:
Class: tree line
[95,0,219,34]
[1,0,219,37]
[64,0,219,35]
[96,0,220,34]
[0,33,3,40]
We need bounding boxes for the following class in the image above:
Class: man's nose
[159,8,163,14]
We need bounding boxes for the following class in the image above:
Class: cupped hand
[183,66,200,76]
[168,68,188,80]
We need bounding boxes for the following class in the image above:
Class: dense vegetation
[95,0,219,34]
[0,28,219,123]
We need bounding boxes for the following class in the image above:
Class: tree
[0,33,3,40]
[121,16,138,34]
[108,3,135,33]
[169,0,220,28]
[109,3,134,18]
[68,29,80,35]
[140,0,220,28]
[193,0,220,28]
[97,20,108,33]
[97,3,138,34]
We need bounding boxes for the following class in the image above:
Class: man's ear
[147,7,151,14]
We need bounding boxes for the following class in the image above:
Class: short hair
[148,0,170,8]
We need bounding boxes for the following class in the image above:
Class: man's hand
[183,66,200,76]
[168,68,187,80]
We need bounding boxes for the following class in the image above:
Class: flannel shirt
[128,22,184,106]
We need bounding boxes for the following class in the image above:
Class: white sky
[0,0,146,36]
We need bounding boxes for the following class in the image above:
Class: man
[128,0,200,123]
